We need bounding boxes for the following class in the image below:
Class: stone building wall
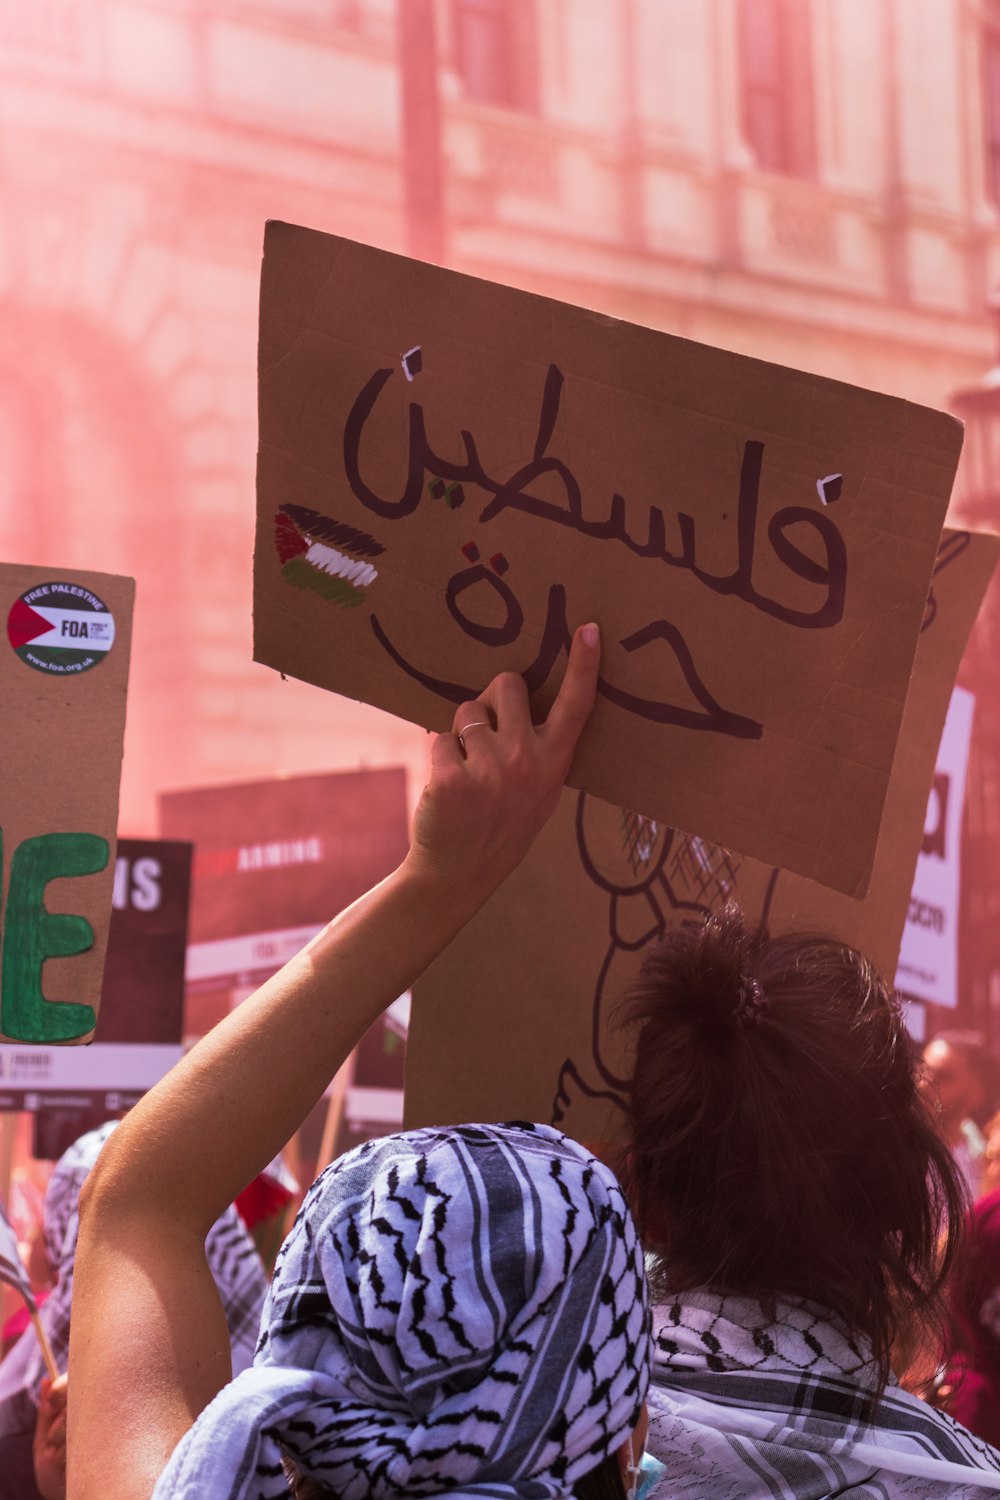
[0,0,995,837]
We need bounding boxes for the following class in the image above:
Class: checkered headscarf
[153,1121,651,1500]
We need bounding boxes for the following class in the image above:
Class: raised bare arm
[67,624,600,1500]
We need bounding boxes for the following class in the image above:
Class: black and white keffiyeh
[153,1121,651,1500]
[646,1290,1000,1497]
[0,1120,268,1444]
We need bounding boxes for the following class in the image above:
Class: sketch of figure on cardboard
[550,792,780,1127]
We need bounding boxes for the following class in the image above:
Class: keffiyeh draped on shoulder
[646,1290,1000,1498]
[154,1121,651,1500]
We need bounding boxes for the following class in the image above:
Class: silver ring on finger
[457,720,492,753]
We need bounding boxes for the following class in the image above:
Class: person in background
[0,1119,269,1500]
[935,1109,1000,1448]
[917,1034,999,1445]
[922,1031,992,1201]
[618,910,1000,1497]
[943,1176,1000,1449]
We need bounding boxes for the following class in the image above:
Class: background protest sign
[160,769,410,1182]
[0,564,133,1045]
[895,686,975,1008]
[160,768,409,1041]
[405,530,999,1145]
[0,839,193,1158]
[255,222,963,900]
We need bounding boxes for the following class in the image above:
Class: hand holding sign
[255,224,963,899]
[408,623,601,898]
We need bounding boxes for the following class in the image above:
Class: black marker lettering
[342,360,851,742]
[764,506,846,628]
[342,368,425,519]
[445,565,524,647]
[596,620,763,739]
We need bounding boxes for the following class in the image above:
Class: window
[452,0,538,111]
[737,0,816,176]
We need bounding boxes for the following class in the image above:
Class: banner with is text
[254,225,962,899]
[0,838,191,1122]
[895,687,975,1008]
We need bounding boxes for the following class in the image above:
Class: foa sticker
[7,581,116,675]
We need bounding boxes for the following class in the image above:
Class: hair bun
[733,975,767,1027]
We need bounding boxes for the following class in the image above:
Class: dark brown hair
[618,903,967,1396]
[575,1454,628,1500]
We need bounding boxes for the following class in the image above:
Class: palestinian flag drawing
[7,581,116,675]
[275,504,383,609]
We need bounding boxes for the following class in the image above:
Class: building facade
[0,0,997,1021]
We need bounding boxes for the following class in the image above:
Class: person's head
[921,1031,991,1138]
[617,903,966,1395]
[154,1122,651,1500]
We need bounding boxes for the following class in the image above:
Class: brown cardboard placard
[0,565,134,1045]
[403,530,999,1145]
[255,222,962,899]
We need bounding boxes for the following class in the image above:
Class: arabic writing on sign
[319,360,848,740]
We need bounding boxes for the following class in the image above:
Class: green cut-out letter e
[0,832,109,1042]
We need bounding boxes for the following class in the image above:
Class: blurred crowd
[921,1030,1000,1442]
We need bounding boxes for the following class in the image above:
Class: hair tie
[733,976,767,1026]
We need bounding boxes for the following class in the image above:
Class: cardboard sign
[0,564,134,1045]
[159,769,409,1039]
[0,839,191,1131]
[255,222,962,899]
[404,530,999,1144]
[895,686,975,1007]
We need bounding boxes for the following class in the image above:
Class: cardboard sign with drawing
[254,223,963,899]
[0,564,134,1045]
[404,531,999,1143]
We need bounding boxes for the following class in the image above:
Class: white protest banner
[895,686,975,1008]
